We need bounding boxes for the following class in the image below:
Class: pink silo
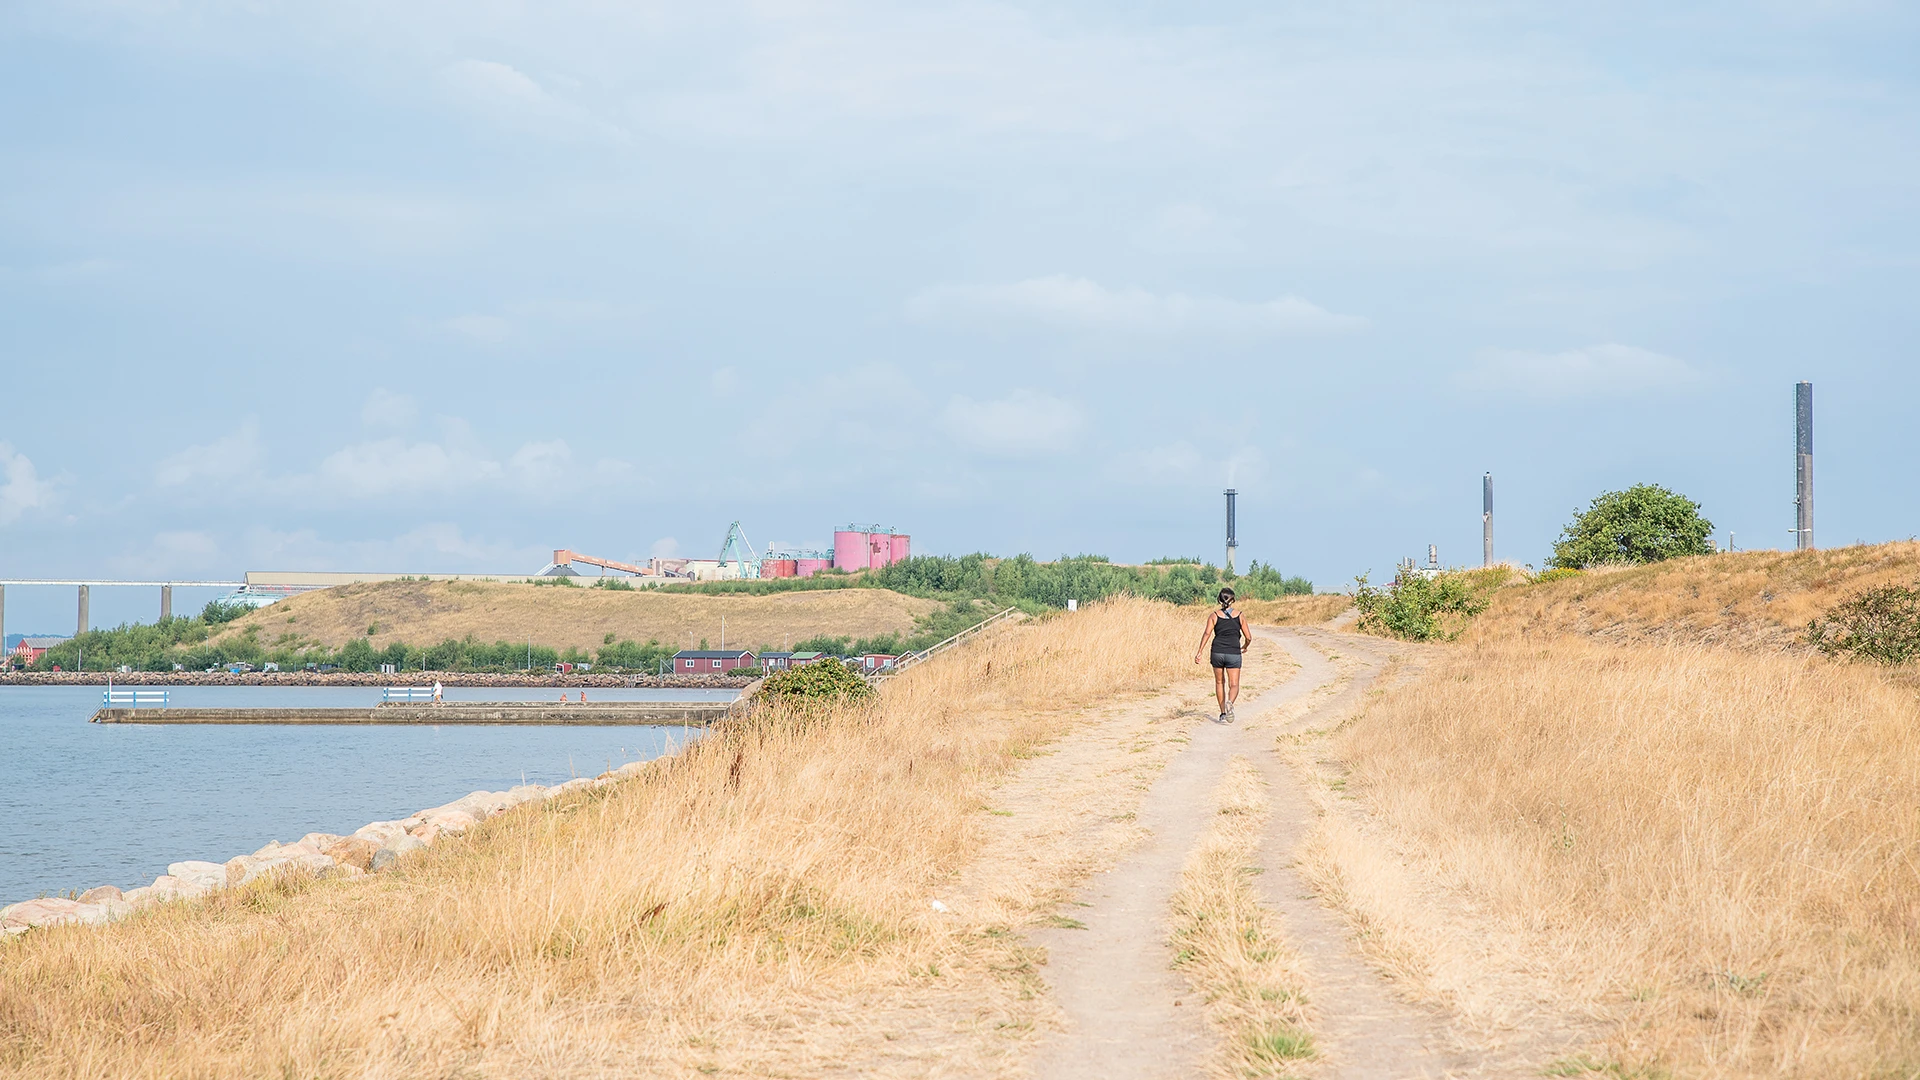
[869,532,891,568]
[890,533,910,564]
[762,559,797,579]
[833,530,869,572]
[795,557,831,578]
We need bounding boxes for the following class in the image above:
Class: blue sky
[2,1,1917,631]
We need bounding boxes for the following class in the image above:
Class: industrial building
[548,521,909,582]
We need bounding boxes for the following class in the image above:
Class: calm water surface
[0,686,730,902]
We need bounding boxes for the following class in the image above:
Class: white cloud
[650,537,680,559]
[239,523,543,573]
[315,437,499,497]
[0,443,54,524]
[1112,441,1268,488]
[1457,343,1705,400]
[308,422,575,499]
[942,390,1087,458]
[444,313,512,345]
[1134,203,1244,254]
[439,58,631,145]
[507,439,572,478]
[154,420,263,487]
[908,276,1361,336]
[360,389,418,428]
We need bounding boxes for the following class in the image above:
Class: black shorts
[1209,651,1242,669]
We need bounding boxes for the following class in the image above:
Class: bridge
[0,570,536,647]
[0,579,246,644]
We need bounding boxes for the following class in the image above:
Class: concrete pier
[77,584,88,638]
[91,701,730,725]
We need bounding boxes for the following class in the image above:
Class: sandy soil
[213,580,944,653]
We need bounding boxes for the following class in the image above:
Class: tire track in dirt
[1249,629,1465,1079]
[1026,640,1333,1079]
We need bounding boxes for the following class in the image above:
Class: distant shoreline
[0,671,756,689]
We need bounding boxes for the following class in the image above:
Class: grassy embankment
[1319,543,1920,1078]
[219,580,944,655]
[0,597,1197,1078]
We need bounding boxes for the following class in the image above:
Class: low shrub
[757,659,877,705]
[1807,581,1920,664]
[1353,571,1490,642]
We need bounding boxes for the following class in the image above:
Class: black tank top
[1212,610,1243,654]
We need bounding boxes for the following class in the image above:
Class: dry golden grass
[1169,757,1315,1078]
[1336,635,1920,1078]
[219,580,943,653]
[1189,595,1353,627]
[0,597,1196,1079]
[1471,542,1920,652]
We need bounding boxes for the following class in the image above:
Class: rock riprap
[0,758,656,935]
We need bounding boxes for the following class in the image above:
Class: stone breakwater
[0,671,755,688]
[0,762,656,935]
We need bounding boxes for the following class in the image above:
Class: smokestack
[1795,382,1813,551]
[1482,472,1494,568]
[1224,489,1238,576]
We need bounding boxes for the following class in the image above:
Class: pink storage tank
[795,557,831,578]
[833,530,869,572]
[868,532,891,568]
[890,534,910,564]
[762,559,797,578]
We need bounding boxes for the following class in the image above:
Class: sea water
[0,685,728,902]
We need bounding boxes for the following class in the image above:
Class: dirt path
[1024,626,1469,1079]
[1249,630,1463,1079]
[1026,642,1332,1079]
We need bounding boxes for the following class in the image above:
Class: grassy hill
[217,579,945,655]
[1467,541,1920,652]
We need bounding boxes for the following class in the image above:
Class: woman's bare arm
[1194,610,1217,663]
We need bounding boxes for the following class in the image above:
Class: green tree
[1548,484,1714,570]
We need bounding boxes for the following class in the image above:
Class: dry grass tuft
[1470,541,1920,653]
[0,597,1199,1079]
[1338,635,1920,1078]
[1170,757,1314,1078]
[1193,595,1353,627]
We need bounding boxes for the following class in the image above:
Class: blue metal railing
[102,688,169,707]
[382,687,436,702]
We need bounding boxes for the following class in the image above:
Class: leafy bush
[1533,568,1583,584]
[1353,571,1490,641]
[1808,583,1920,665]
[757,659,876,705]
[1548,484,1714,569]
[201,600,252,624]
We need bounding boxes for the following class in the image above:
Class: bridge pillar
[0,584,6,663]
[77,584,89,638]
[161,584,172,622]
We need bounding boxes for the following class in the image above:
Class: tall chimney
[1482,472,1494,568]
[1795,382,1813,551]
[1224,489,1238,576]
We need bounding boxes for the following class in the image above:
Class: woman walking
[1195,587,1250,723]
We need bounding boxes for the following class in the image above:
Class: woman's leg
[1226,665,1242,706]
[1213,665,1228,712]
